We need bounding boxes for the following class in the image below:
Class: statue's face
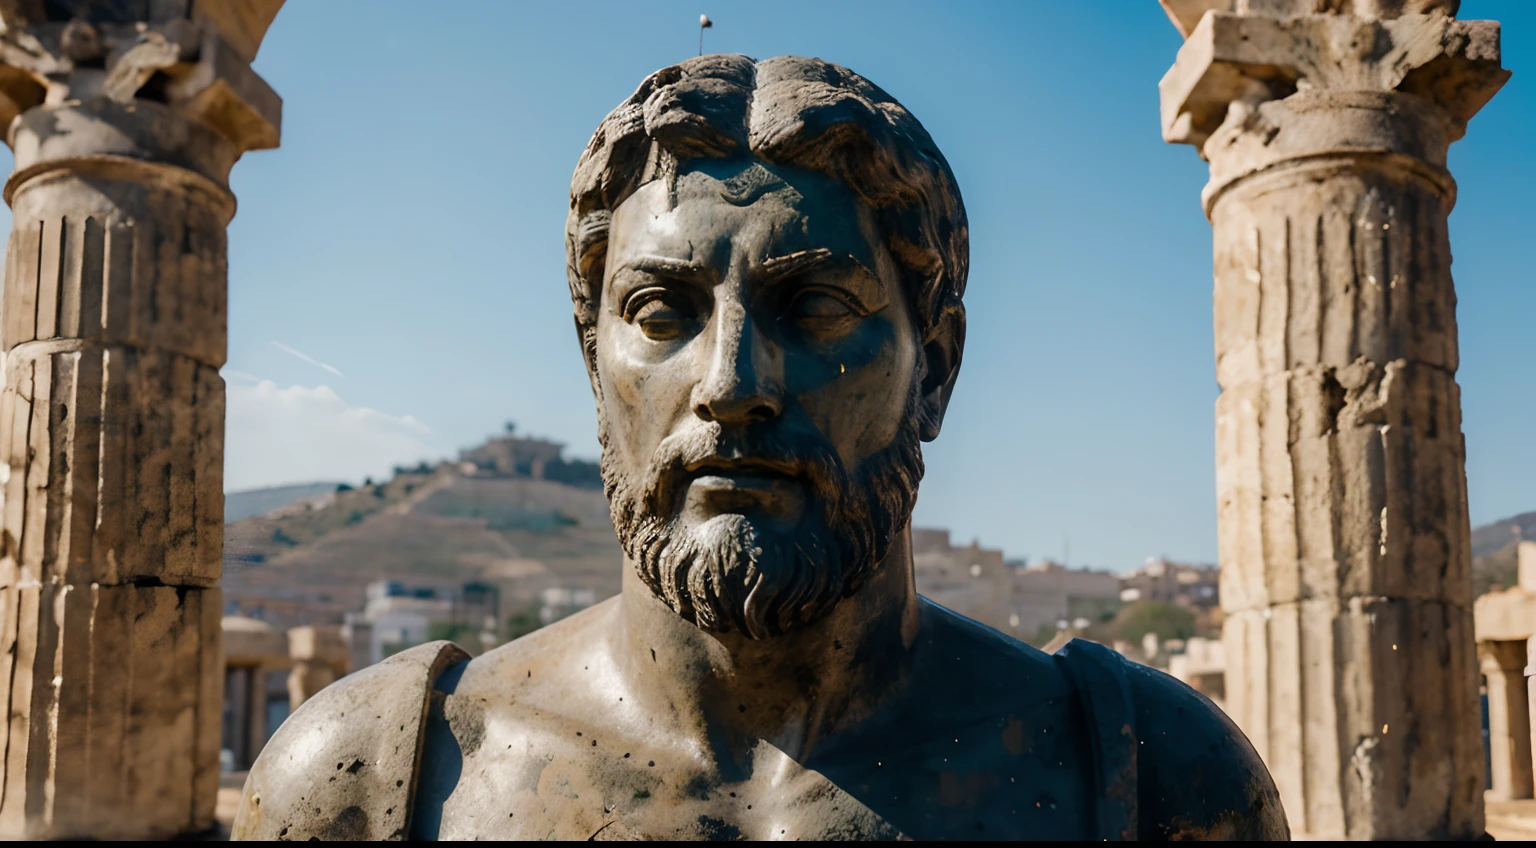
[594,158,926,638]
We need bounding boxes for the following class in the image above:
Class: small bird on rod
[699,14,712,56]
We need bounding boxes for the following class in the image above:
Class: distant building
[357,579,503,664]
[1167,636,1226,709]
[221,618,351,772]
[912,528,1013,632]
[459,424,566,479]
[911,528,1120,641]
[539,586,598,624]
[1118,557,1219,607]
[1014,559,1122,635]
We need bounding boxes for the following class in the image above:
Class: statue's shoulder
[230,640,472,841]
[1116,646,1288,840]
[1051,639,1287,840]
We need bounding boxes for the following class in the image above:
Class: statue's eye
[788,290,858,339]
[631,295,696,341]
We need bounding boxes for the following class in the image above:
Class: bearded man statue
[233,55,1287,841]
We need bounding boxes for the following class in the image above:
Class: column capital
[1159,9,1508,153]
[0,4,282,190]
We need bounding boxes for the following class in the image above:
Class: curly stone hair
[564,53,969,388]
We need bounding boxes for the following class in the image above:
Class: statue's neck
[607,525,921,764]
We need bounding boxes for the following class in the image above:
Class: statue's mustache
[639,422,847,517]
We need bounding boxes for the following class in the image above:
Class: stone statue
[232,55,1287,841]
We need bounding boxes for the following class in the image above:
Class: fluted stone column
[1159,1,1507,839]
[0,1,282,838]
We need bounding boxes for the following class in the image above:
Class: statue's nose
[692,302,783,425]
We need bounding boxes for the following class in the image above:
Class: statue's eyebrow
[759,249,874,285]
[624,256,713,283]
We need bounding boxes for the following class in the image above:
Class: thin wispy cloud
[224,378,442,491]
[271,341,345,378]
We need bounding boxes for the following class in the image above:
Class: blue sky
[4,1,1530,572]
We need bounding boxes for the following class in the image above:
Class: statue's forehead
[677,160,806,207]
[612,160,875,261]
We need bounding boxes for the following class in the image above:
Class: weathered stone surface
[1226,598,1482,835]
[233,641,470,841]
[0,583,221,839]
[1160,0,1504,839]
[0,0,282,838]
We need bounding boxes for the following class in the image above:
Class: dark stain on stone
[686,774,713,800]
[320,805,368,840]
[696,815,742,840]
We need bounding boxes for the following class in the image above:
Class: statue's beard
[600,393,924,640]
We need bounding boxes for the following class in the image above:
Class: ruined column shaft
[1161,7,1508,840]
[1214,95,1481,838]
[0,3,283,837]
[0,149,231,839]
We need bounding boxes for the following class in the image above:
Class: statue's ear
[917,301,964,442]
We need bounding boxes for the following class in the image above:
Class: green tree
[426,621,476,644]
[1027,623,1060,648]
[1106,602,1197,643]
[504,605,543,642]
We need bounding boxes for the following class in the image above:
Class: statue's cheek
[791,322,915,460]
[599,338,702,458]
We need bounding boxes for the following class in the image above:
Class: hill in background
[221,431,1534,628]
[222,431,620,630]
[225,482,345,523]
[1472,510,1536,596]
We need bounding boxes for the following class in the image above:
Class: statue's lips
[681,457,802,483]
[679,458,807,514]
[689,472,790,491]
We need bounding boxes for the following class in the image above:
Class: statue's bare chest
[417,697,1096,840]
